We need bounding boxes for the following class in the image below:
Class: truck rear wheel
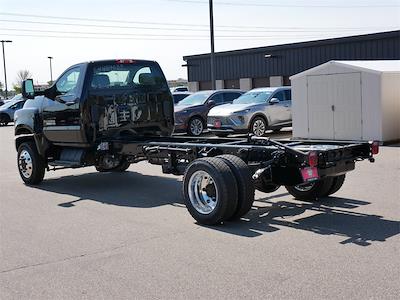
[217,155,255,220]
[17,142,46,185]
[285,177,334,201]
[183,157,238,225]
[325,175,346,196]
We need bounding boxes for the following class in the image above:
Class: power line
[0,32,364,41]
[165,0,400,8]
[0,12,396,32]
[2,27,389,39]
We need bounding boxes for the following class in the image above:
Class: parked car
[172,91,192,104]
[170,86,188,92]
[207,87,292,137]
[174,89,244,136]
[0,98,26,126]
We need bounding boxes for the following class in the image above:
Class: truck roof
[86,59,157,65]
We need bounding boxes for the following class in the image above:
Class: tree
[14,70,33,89]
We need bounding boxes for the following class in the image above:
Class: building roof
[184,30,400,60]
[290,60,400,79]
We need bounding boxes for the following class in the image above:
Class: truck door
[42,65,84,143]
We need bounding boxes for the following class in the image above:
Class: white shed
[290,60,400,142]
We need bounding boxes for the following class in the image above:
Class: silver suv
[207,87,292,137]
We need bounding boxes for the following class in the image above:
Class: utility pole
[1,40,12,99]
[209,0,216,90]
[48,56,53,84]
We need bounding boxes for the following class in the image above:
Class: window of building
[224,79,240,89]
[252,77,270,88]
[283,76,291,86]
[199,81,212,91]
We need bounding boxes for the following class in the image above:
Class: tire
[217,155,255,220]
[325,175,346,196]
[187,116,204,136]
[17,142,46,185]
[0,114,10,126]
[250,116,267,137]
[183,157,238,225]
[285,177,334,201]
[95,159,130,172]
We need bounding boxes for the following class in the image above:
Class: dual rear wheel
[285,175,346,201]
[183,155,255,225]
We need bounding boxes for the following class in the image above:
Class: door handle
[331,105,335,112]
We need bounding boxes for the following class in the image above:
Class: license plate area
[214,119,221,128]
[301,167,319,182]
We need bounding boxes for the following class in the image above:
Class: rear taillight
[308,151,319,167]
[371,141,380,155]
[116,59,135,64]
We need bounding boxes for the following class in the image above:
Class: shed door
[307,73,362,140]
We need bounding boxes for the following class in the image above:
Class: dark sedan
[174,89,244,136]
[172,91,192,104]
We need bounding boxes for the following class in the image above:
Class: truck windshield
[90,61,167,90]
[233,91,272,104]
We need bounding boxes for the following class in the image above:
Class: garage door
[307,73,362,140]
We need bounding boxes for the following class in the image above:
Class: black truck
[15,59,379,225]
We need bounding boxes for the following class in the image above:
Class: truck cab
[16,59,174,147]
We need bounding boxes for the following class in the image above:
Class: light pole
[209,0,216,90]
[1,40,12,99]
[48,56,53,84]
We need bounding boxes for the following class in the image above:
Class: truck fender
[14,107,42,136]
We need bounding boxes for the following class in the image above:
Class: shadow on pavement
[34,170,184,208]
[32,170,399,246]
[215,196,400,246]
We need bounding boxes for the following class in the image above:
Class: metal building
[183,30,400,91]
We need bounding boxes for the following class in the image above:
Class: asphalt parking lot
[0,125,399,299]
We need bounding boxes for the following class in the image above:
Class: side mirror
[22,79,35,99]
[207,100,216,107]
[269,98,280,105]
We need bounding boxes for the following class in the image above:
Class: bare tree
[14,70,33,88]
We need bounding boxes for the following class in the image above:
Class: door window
[56,67,81,95]
[223,92,242,103]
[10,101,24,109]
[272,91,285,101]
[284,89,292,101]
[209,93,224,104]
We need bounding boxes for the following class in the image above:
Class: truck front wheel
[285,177,334,201]
[17,142,46,185]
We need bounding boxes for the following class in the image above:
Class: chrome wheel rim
[190,118,203,136]
[253,119,266,136]
[19,150,33,178]
[188,170,218,214]
[294,182,315,192]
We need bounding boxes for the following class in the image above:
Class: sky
[0,0,399,87]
